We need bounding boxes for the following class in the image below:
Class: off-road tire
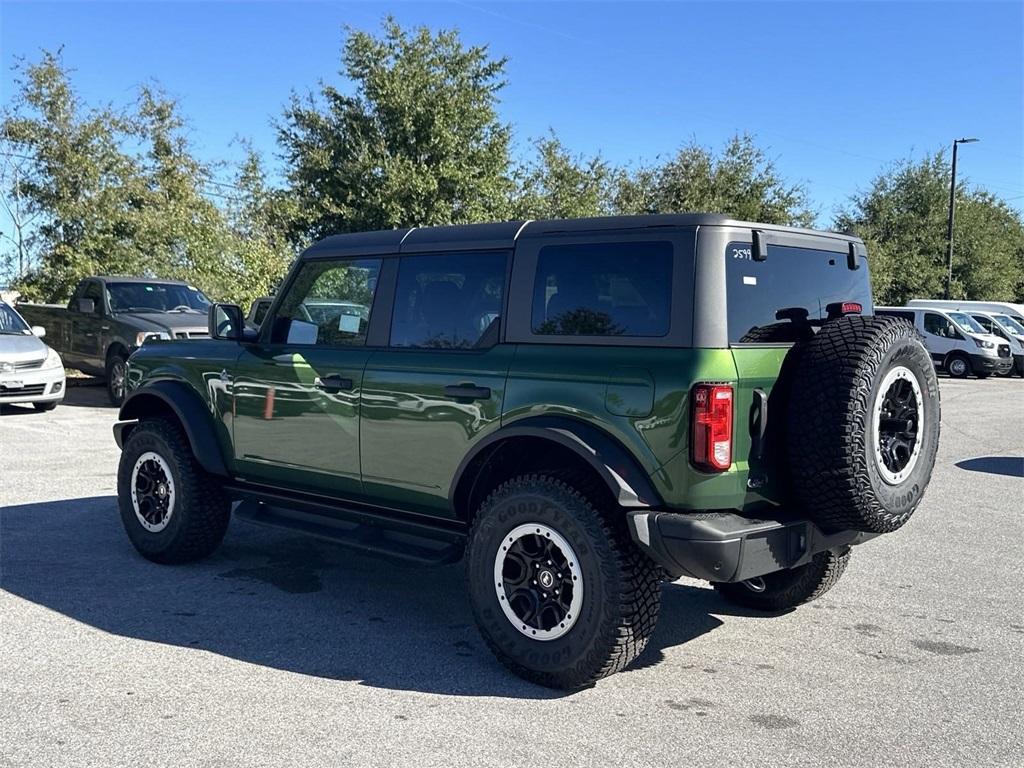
[33,401,58,411]
[713,549,851,611]
[466,474,661,690]
[117,418,230,564]
[787,315,940,534]
[106,353,128,406]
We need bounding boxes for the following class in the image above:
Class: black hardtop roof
[93,275,197,286]
[301,214,863,259]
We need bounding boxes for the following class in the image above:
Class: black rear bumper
[627,511,878,582]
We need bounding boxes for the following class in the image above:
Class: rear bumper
[970,353,1013,375]
[627,510,878,582]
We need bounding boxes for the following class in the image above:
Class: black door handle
[444,384,491,401]
[750,388,768,461]
[314,374,354,392]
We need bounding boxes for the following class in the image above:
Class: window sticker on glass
[338,314,361,334]
[286,319,319,345]
[743,276,757,286]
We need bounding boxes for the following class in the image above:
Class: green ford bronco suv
[113,214,940,689]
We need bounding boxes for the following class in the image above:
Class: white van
[907,299,1024,327]
[875,306,1013,378]
[962,310,1024,377]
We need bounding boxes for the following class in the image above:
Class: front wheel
[946,353,970,379]
[713,549,851,612]
[117,418,231,564]
[466,475,661,690]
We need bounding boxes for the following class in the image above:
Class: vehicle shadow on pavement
[955,456,1024,478]
[59,382,113,409]
[1,496,736,697]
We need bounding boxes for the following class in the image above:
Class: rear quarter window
[726,242,873,344]
[531,241,673,337]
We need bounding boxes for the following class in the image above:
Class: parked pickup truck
[18,276,212,404]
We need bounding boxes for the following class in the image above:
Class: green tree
[1,51,293,308]
[615,134,813,226]
[1,50,144,300]
[278,17,514,242]
[130,86,233,296]
[836,151,1024,304]
[513,133,617,219]
[220,144,297,307]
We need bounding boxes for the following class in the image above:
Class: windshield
[107,282,211,313]
[0,303,31,335]
[994,313,1024,335]
[948,311,988,335]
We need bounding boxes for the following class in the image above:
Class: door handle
[444,384,491,401]
[749,388,768,461]
[314,374,354,392]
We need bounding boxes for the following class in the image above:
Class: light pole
[945,137,979,299]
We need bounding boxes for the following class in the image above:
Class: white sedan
[0,300,66,411]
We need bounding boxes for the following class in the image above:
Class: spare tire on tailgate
[786,315,940,534]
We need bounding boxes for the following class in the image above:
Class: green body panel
[125,338,791,519]
[503,345,745,510]
[123,339,239,465]
[360,346,515,517]
[123,339,786,520]
[729,346,791,507]
[231,343,374,498]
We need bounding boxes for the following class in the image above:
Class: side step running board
[233,499,465,566]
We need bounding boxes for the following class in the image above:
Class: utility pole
[945,137,979,299]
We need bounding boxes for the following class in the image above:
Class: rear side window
[531,242,673,337]
[390,251,507,349]
[726,242,872,343]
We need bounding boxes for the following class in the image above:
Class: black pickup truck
[18,276,212,404]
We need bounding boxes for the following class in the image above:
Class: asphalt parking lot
[1,378,1022,768]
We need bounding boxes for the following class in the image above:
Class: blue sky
[1,0,1022,225]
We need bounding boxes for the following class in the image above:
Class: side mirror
[77,298,96,314]
[209,303,244,341]
[31,325,46,338]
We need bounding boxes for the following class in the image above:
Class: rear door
[359,249,513,518]
[722,234,873,504]
[230,256,385,497]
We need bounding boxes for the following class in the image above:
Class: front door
[231,257,384,498]
[360,250,513,517]
[922,311,959,364]
[71,280,106,372]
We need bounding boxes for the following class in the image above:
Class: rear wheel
[117,418,231,564]
[466,474,661,689]
[106,353,128,405]
[713,549,851,612]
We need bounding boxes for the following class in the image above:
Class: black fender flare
[114,380,229,476]
[449,415,663,511]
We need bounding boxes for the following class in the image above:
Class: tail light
[691,384,733,472]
